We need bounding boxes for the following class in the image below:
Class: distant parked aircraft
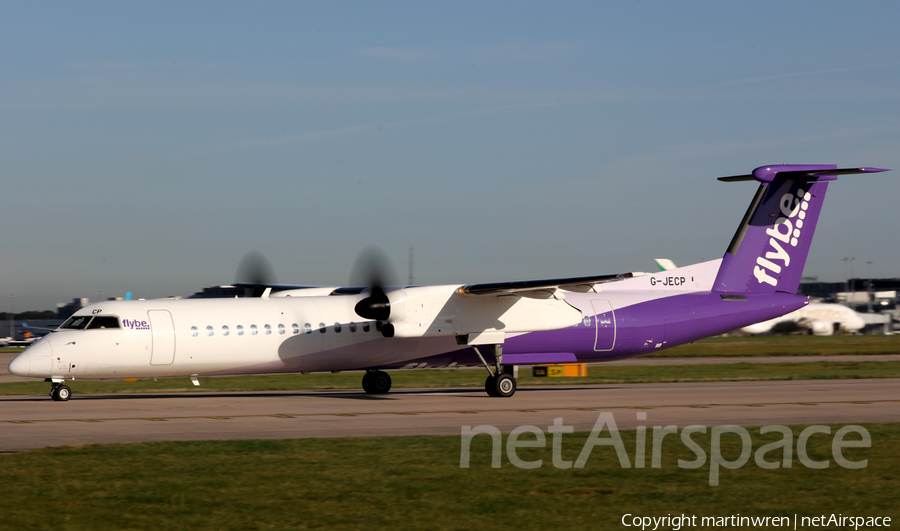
[741,303,866,335]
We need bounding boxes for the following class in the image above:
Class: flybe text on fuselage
[123,319,150,330]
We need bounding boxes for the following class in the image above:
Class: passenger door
[148,310,176,365]
[591,299,616,351]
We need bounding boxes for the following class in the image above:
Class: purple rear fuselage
[385,286,809,368]
[379,258,808,370]
[502,291,806,363]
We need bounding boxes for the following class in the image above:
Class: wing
[457,272,633,296]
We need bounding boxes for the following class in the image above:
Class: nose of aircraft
[8,350,31,377]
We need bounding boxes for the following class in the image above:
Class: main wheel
[51,385,71,402]
[362,371,392,394]
[484,375,498,397]
[486,373,516,398]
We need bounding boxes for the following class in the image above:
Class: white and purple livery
[8,164,888,401]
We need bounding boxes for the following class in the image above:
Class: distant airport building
[797,281,845,300]
[800,278,900,304]
[56,298,90,320]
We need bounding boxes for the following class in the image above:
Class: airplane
[4,336,39,348]
[741,302,866,335]
[3,324,47,348]
[7,164,889,401]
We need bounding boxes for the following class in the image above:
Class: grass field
[1,423,896,530]
[646,334,900,358]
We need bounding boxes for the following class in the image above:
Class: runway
[2,379,898,452]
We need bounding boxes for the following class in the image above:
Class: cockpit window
[60,315,93,330]
[86,316,120,329]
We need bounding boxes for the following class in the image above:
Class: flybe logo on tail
[753,188,812,287]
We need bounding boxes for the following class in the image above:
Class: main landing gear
[485,372,516,398]
[474,344,516,398]
[362,370,392,394]
[49,381,72,402]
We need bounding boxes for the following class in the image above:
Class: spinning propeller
[351,246,399,322]
[235,250,278,297]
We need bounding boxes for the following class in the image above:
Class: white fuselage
[8,279,588,381]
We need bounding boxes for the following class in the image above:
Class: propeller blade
[235,251,278,297]
[349,246,399,288]
[350,246,399,321]
[235,251,277,285]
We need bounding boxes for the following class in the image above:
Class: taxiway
[2,378,898,452]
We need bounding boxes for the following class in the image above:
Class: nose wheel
[50,383,71,402]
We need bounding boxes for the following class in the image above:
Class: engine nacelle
[810,320,836,336]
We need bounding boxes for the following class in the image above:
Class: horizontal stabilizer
[718,165,888,183]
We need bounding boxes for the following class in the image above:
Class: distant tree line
[0,311,58,320]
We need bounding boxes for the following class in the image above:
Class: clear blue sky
[2,1,899,311]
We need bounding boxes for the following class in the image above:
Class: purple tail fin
[712,164,888,294]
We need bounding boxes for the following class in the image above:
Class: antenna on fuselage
[408,246,414,285]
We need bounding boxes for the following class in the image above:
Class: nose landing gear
[49,382,72,402]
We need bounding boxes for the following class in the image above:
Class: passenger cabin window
[60,315,93,330]
[264,324,272,335]
[222,325,230,336]
[362,323,370,333]
[278,324,286,335]
[191,326,199,337]
[334,322,342,333]
[304,323,312,334]
[292,323,300,334]
[251,324,258,335]
[318,322,326,333]
[86,316,120,329]
[236,325,244,336]
[349,322,357,333]
[206,326,214,337]
[583,316,591,326]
